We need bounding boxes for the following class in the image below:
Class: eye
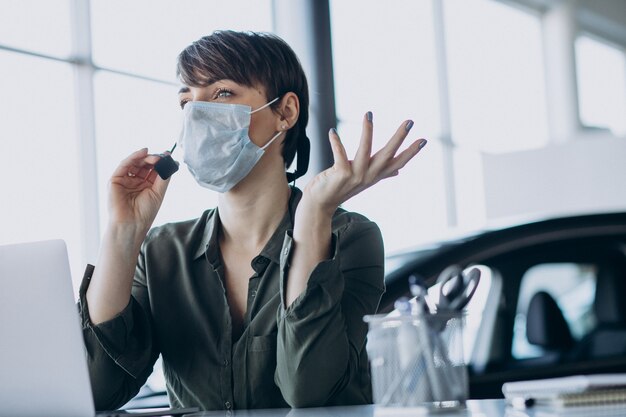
[214,88,233,99]
[179,98,190,110]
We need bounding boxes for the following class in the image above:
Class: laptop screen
[0,240,96,417]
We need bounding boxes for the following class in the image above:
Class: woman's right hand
[108,148,172,233]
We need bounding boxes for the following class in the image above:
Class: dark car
[381,211,626,399]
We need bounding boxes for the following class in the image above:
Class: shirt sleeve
[77,247,159,411]
[275,217,385,408]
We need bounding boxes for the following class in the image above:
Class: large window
[330,0,447,253]
[331,0,553,252]
[91,0,274,234]
[576,35,626,136]
[444,0,549,154]
[0,51,84,283]
[0,0,72,57]
[91,0,273,82]
[0,1,272,291]
[2,0,625,281]
[93,72,219,232]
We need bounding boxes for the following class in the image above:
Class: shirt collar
[193,208,220,261]
[192,186,302,264]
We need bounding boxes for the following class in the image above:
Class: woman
[79,30,427,411]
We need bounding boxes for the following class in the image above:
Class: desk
[184,400,503,416]
[182,400,626,416]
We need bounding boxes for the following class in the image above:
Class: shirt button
[223,359,229,366]
[251,290,257,298]
[225,401,232,409]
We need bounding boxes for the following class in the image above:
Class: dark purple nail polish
[366,111,373,122]
[330,127,338,136]
[418,140,428,149]
[405,120,414,132]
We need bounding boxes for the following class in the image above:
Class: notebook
[0,240,197,417]
[505,403,626,417]
[503,374,626,410]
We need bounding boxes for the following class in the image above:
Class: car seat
[526,291,575,360]
[570,262,626,359]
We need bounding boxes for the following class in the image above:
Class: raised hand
[302,111,427,215]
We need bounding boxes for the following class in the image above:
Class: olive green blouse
[78,187,385,411]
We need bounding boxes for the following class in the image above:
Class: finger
[126,166,140,177]
[111,148,149,178]
[110,174,153,189]
[378,120,414,160]
[353,111,373,172]
[129,155,162,179]
[114,165,171,197]
[143,154,162,166]
[116,152,161,179]
[139,166,172,197]
[152,172,172,198]
[385,139,427,176]
[112,149,160,179]
[329,128,350,170]
[143,167,155,181]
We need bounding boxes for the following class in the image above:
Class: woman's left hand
[301,112,427,215]
[287,112,425,306]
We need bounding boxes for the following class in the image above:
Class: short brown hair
[177,30,309,172]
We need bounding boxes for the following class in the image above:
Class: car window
[512,263,597,359]
[384,248,439,278]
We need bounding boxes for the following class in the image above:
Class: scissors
[435,265,481,312]
[432,266,481,401]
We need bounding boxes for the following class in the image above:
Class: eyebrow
[178,86,190,94]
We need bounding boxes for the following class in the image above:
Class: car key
[154,142,179,180]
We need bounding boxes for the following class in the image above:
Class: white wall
[483,135,626,220]
[478,0,626,224]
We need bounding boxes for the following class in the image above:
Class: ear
[275,92,299,132]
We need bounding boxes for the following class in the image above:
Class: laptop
[0,240,197,417]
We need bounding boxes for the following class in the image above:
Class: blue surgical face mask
[178,97,282,193]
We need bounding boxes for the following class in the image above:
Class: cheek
[248,115,277,145]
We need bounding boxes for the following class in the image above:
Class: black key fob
[154,154,179,180]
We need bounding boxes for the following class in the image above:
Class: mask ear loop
[253,95,310,185]
[260,130,283,150]
[252,96,284,150]
[249,96,281,114]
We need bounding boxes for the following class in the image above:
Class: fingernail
[405,120,414,132]
[419,139,428,149]
[366,111,373,122]
[330,127,338,136]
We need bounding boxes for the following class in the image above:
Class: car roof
[385,211,626,280]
